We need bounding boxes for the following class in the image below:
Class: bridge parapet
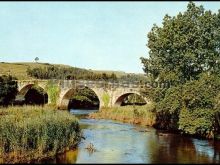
[16,79,148,92]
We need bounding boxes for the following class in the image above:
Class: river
[42,109,220,164]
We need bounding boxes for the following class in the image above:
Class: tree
[0,75,18,106]
[101,73,108,81]
[140,2,220,137]
[110,73,117,81]
[178,74,220,138]
[140,2,220,84]
[34,57,39,63]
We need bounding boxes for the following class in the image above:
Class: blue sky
[0,2,220,73]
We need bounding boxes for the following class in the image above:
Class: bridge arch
[114,92,149,107]
[58,86,102,110]
[15,84,48,105]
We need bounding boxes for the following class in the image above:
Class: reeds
[89,104,156,126]
[0,105,82,163]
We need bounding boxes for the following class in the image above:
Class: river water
[43,109,220,164]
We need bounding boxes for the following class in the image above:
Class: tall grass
[89,104,156,126]
[0,105,82,163]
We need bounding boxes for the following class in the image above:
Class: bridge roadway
[15,79,151,109]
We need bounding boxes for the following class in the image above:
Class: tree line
[141,2,220,138]
[26,65,118,81]
[26,65,148,83]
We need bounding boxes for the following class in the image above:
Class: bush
[0,75,18,106]
[179,107,214,138]
[152,74,220,138]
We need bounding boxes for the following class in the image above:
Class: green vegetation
[0,75,18,106]
[0,106,82,163]
[0,62,72,80]
[102,92,110,108]
[26,64,111,80]
[34,57,39,63]
[46,81,60,105]
[0,62,146,80]
[121,94,146,106]
[89,104,156,126]
[26,64,147,82]
[68,87,99,109]
[0,61,146,82]
[118,74,147,83]
[140,2,220,138]
[140,2,220,83]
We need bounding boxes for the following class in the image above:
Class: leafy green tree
[34,57,39,63]
[118,74,148,83]
[155,86,183,130]
[179,107,214,138]
[0,75,18,106]
[140,2,220,138]
[178,74,220,138]
[141,2,220,83]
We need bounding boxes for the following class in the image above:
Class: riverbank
[0,105,82,164]
[88,104,156,126]
[88,105,220,141]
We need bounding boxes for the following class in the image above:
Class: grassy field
[0,105,82,163]
[0,62,77,79]
[0,62,136,80]
[89,104,156,127]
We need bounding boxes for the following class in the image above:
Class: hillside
[0,62,74,79]
[0,62,146,80]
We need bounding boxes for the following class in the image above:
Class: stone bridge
[15,79,151,110]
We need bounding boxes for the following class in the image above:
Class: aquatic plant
[89,104,156,126]
[0,105,82,163]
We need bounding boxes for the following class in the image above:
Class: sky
[0,1,220,73]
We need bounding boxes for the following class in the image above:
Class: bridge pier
[58,98,69,110]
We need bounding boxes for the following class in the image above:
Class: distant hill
[0,62,146,80]
[0,62,73,79]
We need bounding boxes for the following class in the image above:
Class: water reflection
[70,109,98,115]
[43,109,220,164]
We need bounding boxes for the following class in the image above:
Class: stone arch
[15,83,48,104]
[114,92,149,107]
[18,83,47,95]
[58,86,102,110]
